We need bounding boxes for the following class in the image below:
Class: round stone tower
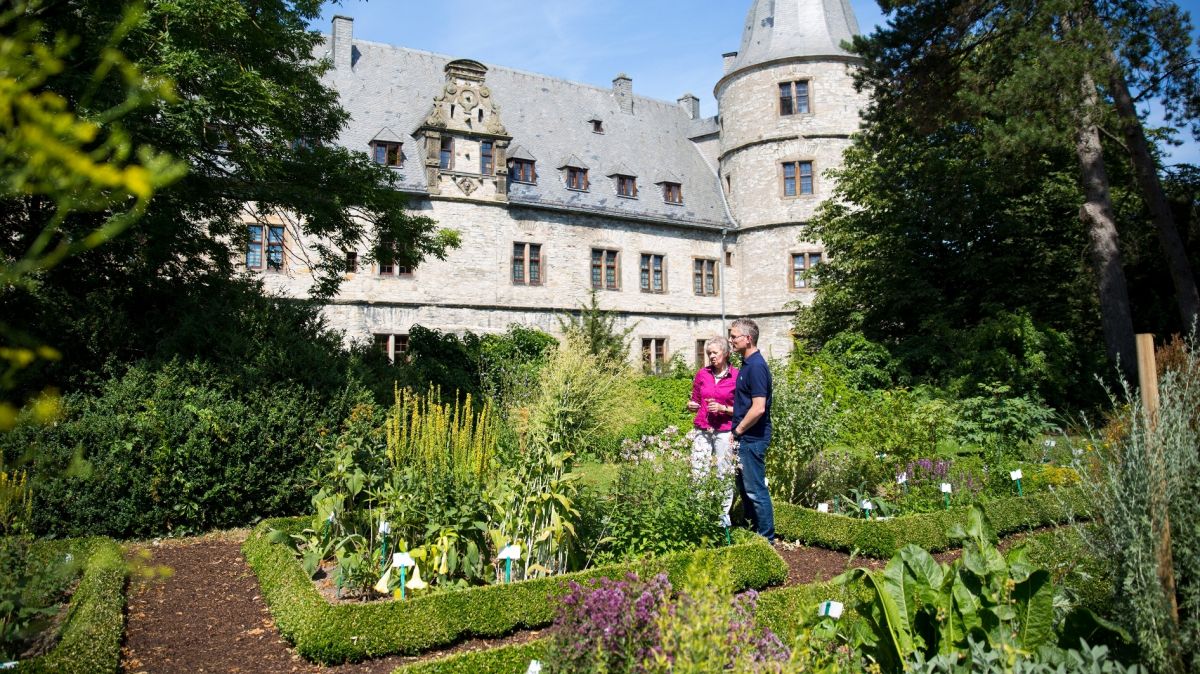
[715,0,868,355]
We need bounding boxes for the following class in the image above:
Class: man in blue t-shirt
[729,318,774,542]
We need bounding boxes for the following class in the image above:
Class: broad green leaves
[843,505,1063,666]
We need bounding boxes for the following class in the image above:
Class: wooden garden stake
[1137,334,1181,633]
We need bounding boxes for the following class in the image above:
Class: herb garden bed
[389,523,1099,674]
[243,516,788,664]
[12,538,125,674]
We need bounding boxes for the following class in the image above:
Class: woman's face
[706,345,727,369]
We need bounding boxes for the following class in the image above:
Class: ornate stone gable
[415,59,511,201]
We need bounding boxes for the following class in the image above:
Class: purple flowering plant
[546,568,791,673]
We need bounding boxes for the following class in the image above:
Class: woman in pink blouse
[685,336,738,528]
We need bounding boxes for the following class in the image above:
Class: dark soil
[120,536,543,674]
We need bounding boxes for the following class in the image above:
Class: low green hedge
[773,488,1090,557]
[16,538,127,673]
[244,518,787,664]
[393,640,549,674]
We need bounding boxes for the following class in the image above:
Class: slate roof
[321,36,732,229]
[732,0,860,72]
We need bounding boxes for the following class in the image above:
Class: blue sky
[317,0,1200,166]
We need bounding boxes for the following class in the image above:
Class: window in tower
[779,80,811,116]
[782,160,814,197]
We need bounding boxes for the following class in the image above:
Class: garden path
[119,536,543,674]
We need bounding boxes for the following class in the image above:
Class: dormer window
[567,167,589,191]
[616,175,638,198]
[780,80,810,116]
[372,141,403,167]
[662,182,682,204]
[591,119,604,134]
[480,140,494,175]
[509,158,536,184]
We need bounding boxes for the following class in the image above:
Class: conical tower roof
[731,0,860,72]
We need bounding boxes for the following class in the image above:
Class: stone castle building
[256,0,868,367]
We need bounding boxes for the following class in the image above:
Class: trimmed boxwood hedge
[244,518,788,664]
[773,488,1090,558]
[394,640,548,674]
[16,538,127,673]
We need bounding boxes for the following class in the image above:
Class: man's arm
[734,396,766,437]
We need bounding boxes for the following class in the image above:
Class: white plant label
[861,500,873,511]
[897,472,908,485]
[392,552,414,568]
[1010,469,1023,481]
[816,503,830,513]
[525,660,543,674]
[378,520,391,535]
[940,483,953,494]
[498,544,522,560]
[818,600,844,619]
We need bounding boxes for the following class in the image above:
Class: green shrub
[597,427,727,564]
[243,518,786,664]
[15,538,126,674]
[3,358,358,538]
[1075,340,1200,673]
[769,361,845,504]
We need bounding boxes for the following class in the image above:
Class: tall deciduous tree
[852,0,1200,381]
[0,0,458,392]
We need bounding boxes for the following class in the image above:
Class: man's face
[728,328,749,355]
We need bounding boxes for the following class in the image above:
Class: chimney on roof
[332,15,354,71]
[722,51,739,74]
[612,73,633,114]
[677,93,700,120]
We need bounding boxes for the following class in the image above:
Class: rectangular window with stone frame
[693,258,718,296]
[782,160,814,197]
[345,251,358,273]
[512,242,543,286]
[695,339,707,369]
[480,140,494,175]
[439,136,454,170]
[639,253,665,293]
[779,80,810,115]
[790,251,823,290]
[591,248,619,290]
[374,333,410,364]
[246,224,284,271]
[642,338,668,374]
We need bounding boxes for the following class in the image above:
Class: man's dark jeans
[736,437,775,542]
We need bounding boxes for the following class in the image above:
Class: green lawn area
[575,461,619,492]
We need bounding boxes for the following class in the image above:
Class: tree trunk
[1108,54,1200,331]
[1076,71,1138,382]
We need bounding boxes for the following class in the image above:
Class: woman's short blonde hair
[704,335,731,359]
